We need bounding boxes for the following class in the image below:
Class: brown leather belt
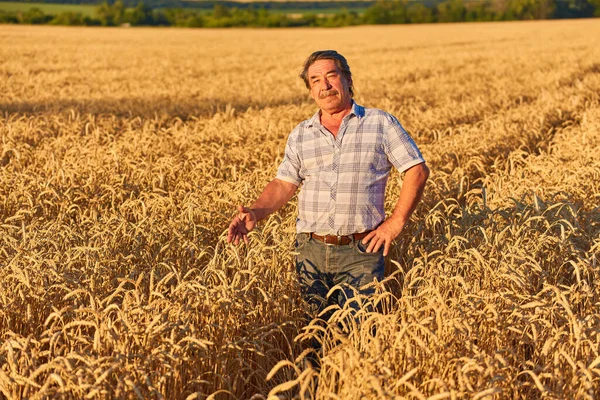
[309,231,372,246]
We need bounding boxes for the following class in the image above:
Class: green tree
[436,0,467,22]
[113,0,125,24]
[96,1,121,26]
[320,8,360,27]
[507,0,554,19]
[213,4,231,19]
[152,9,170,26]
[464,1,496,21]
[592,0,600,16]
[50,11,86,25]
[185,14,203,27]
[553,0,595,17]
[362,0,409,24]
[0,11,19,24]
[301,12,319,26]
[124,1,152,25]
[19,8,52,24]
[407,3,433,23]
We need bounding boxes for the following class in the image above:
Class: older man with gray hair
[228,50,429,317]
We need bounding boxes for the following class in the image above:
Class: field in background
[0,1,367,16]
[267,7,366,14]
[1,21,599,399]
[0,1,96,16]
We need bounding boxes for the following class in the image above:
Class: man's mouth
[319,89,339,99]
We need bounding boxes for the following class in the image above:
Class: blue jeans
[294,232,385,319]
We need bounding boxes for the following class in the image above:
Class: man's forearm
[250,178,298,222]
[388,163,430,230]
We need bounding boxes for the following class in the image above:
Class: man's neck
[320,111,351,138]
[319,101,353,131]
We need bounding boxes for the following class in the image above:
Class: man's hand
[227,205,257,245]
[225,179,298,246]
[362,219,404,257]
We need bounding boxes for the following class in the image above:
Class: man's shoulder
[291,118,314,132]
[296,118,314,129]
[285,118,317,143]
[358,105,400,126]
[361,106,389,117]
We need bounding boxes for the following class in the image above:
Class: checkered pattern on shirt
[276,102,425,235]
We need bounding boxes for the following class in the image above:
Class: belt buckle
[323,235,342,246]
[329,235,342,246]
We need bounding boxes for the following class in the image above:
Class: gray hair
[299,50,354,97]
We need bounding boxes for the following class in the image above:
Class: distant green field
[0,1,368,18]
[271,7,367,14]
[0,1,97,16]
[152,6,367,15]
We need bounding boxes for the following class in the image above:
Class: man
[227,50,429,316]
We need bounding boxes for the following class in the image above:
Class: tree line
[6,1,376,11]
[1,0,598,27]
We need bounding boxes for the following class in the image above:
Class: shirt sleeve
[275,129,303,186]
[383,114,426,172]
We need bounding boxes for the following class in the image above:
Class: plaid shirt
[276,102,425,235]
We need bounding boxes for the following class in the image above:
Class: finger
[238,230,248,244]
[228,217,244,236]
[237,233,247,246]
[378,237,388,252]
[367,235,380,252]
[362,231,376,244]
[227,222,237,243]
[231,230,240,245]
[383,240,390,257]
[371,237,385,253]
[228,220,237,236]
[369,238,379,253]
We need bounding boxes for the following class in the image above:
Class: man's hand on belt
[362,218,405,257]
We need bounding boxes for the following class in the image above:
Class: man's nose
[321,77,332,89]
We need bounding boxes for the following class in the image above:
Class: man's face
[307,59,352,115]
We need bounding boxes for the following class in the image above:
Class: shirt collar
[308,100,364,128]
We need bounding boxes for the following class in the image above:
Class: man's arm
[227,178,299,245]
[363,162,430,256]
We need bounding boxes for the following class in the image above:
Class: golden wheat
[0,20,599,399]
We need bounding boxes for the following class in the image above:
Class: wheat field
[1,20,599,399]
